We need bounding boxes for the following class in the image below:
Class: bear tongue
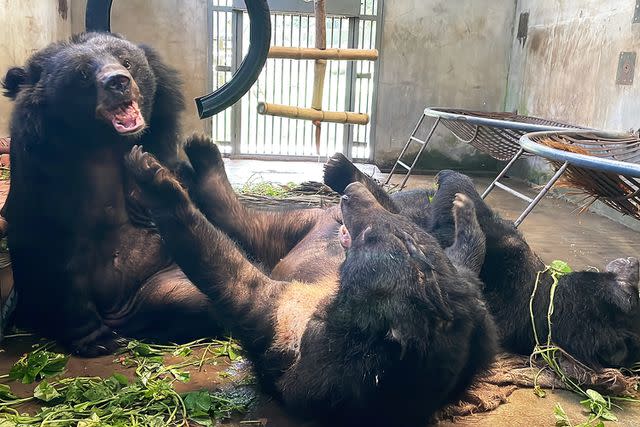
[112,101,145,134]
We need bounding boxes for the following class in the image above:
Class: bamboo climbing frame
[268,46,379,61]
[257,103,369,125]
[257,0,378,154]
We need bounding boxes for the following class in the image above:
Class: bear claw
[126,146,187,207]
[452,193,476,225]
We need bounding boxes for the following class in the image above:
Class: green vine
[529,260,638,426]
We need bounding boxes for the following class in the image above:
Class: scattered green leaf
[0,338,249,425]
[0,383,17,401]
[554,403,571,426]
[33,380,61,402]
[8,347,68,384]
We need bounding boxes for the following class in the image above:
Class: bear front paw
[126,145,164,183]
[184,134,224,175]
[323,152,359,194]
[126,145,189,207]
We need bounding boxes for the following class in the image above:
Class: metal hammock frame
[520,131,640,221]
[384,107,585,226]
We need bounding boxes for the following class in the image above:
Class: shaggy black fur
[2,33,218,356]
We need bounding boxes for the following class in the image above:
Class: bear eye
[122,59,131,70]
[76,66,89,81]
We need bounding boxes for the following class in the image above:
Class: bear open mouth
[339,224,352,249]
[101,101,145,135]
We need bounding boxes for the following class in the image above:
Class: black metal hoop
[84,0,271,120]
[85,0,113,32]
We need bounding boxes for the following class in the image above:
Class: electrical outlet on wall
[616,52,636,86]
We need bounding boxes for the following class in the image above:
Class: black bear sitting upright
[2,33,219,356]
[323,154,640,370]
[125,140,498,427]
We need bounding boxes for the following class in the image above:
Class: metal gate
[209,0,382,160]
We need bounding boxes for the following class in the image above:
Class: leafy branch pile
[237,176,298,199]
[529,260,639,427]
[0,338,254,426]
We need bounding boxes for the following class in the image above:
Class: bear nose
[104,73,131,94]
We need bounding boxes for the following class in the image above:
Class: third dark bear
[323,155,640,370]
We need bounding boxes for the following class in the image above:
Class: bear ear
[2,67,28,99]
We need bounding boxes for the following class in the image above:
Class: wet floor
[1,160,640,426]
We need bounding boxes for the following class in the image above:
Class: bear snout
[97,64,135,97]
[104,74,131,95]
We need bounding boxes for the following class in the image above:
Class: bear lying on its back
[125,139,498,427]
[2,33,219,356]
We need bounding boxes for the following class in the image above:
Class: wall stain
[528,29,545,55]
[58,0,68,20]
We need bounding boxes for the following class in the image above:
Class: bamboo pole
[312,0,326,154]
[268,46,379,61]
[258,103,369,125]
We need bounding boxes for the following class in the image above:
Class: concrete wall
[373,0,517,171]
[506,0,640,181]
[0,0,73,135]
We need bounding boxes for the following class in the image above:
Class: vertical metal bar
[355,18,364,157]
[223,7,229,148]
[324,17,334,157]
[368,0,383,162]
[365,20,374,155]
[344,16,357,160]
[271,13,288,155]
[513,162,569,228]
[278,13,284,155]
[205,1,214,138]
[220,11,226,145]
[261,14,270,155]
[303,15,310,155]
[481,148,525,198]
[287,14,294,155]
[231,9,243,155]
[293,15,300,154]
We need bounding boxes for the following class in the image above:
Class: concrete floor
[1,159,640,426]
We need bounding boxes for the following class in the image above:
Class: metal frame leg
[398,117,440,189]
[385,114,427,185]
[513,161,569,228]
[481,148,525,199]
